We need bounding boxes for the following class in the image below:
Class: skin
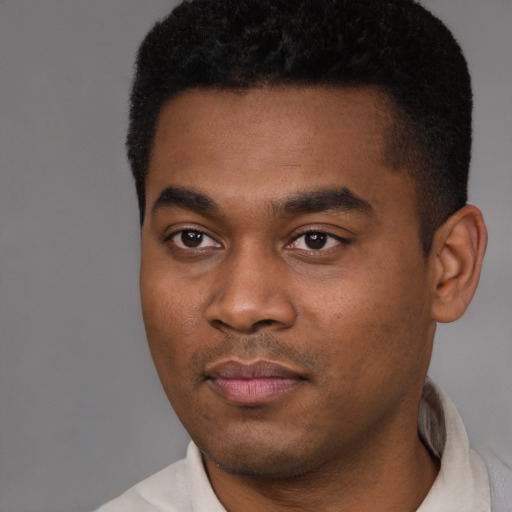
[139,87,486,512]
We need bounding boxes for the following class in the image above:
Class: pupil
[181,231,203,248]
[305,232,326,249]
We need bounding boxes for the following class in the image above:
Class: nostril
[209,319,231,331]
[255,319,275,328]
[246,319,277,334]
[208,317,283,334]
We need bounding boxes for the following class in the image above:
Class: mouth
[204,359,305,405]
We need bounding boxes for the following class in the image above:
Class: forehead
[146,86,416,222]
[150,86,393,168]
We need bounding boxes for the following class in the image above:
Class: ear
[430,205,487,323]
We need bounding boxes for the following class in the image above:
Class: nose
[205,246,296,333]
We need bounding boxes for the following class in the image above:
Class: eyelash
[164,228,351,253]
[287,230,352,252]
[165,228,221,250]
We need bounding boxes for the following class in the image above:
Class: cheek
[307,255,432,377]
[140,265,205,378]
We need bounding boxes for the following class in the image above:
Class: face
[140,87,437,478]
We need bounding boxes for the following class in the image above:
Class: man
[97,0,510,510]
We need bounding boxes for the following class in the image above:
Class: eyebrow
[150,185,373,219]
[274,187,373,217]
[151,186,219,217]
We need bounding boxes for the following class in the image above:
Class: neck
[204,417,439,512]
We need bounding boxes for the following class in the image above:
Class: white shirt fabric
[95,379,498,512]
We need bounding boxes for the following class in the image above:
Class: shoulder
[93,442,226,512]
[94,458,191,512]
[479,450,512,512]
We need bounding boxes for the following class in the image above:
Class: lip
[205,359,305,405]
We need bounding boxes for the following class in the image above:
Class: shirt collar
[416,377,490,512]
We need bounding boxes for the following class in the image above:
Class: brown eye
[288,231,349,251]
[170,230,221,249]
[181,230,203,248]
[304,232,327,249]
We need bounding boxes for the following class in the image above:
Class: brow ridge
[151,186,219,217]
[273,187,373,217]
[151,185,372,220]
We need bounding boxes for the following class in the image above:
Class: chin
[199,431,326,479]
[208,451,313,479]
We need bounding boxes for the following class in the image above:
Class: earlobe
[431,205,487,323]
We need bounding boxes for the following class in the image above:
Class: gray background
[0,1,510,511]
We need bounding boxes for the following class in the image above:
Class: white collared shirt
[96,379,493,512]
[417,379,490,511]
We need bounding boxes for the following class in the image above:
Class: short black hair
[128,0,472,254]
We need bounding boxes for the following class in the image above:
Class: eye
[169,229,221,249]
[288,231,348,251]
